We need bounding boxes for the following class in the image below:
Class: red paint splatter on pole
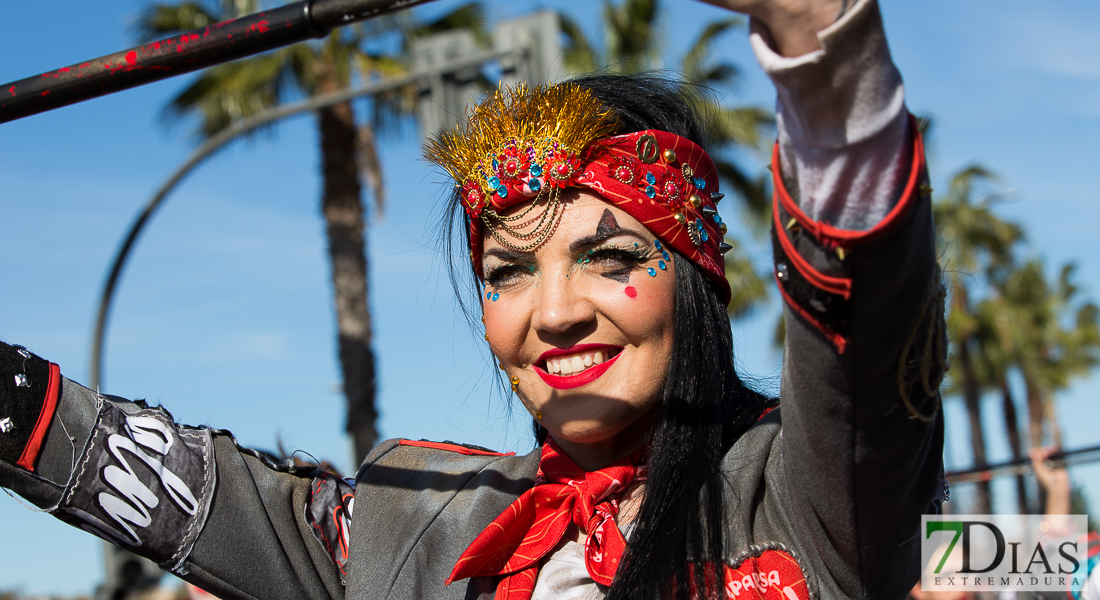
[124,51,137,66]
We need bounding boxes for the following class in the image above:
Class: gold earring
[535,410,543,420]
[510,375,520,393]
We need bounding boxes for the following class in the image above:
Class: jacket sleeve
[755,0,948,598]
[0,342,348,600]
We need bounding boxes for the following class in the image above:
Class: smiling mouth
[535,344,623,390]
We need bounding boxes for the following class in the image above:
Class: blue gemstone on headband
[492,292,499,301]
[713,214,722,224]
[529,164,543,177]
[497,185,508,198]
[645,186,656,198]
[694,177,706,190]
[648,267,657,276]
[701,230,709,242]
[488,176,500,188]
[492,159,499,169]
[654,240,662,250]
[659,260,667,270]
[528,178,541,192]
[645,172,656,185]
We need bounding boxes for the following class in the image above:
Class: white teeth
[545,349,615,376]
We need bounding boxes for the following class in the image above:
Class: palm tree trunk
[318,99,378,465]
[959,340,993,514]
[1000,377,1029,513]
[1024,376,1044,448]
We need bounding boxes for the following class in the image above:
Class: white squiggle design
[93,416,199,547]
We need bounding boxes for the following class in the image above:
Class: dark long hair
[441,73,775,599]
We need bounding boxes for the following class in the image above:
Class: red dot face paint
[624,286,637,298]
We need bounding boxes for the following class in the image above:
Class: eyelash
[577,245,653,270]
[484,263,534,288]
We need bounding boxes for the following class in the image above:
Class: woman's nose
[532,268,596,336]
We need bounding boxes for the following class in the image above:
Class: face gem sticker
[624,286,638,298]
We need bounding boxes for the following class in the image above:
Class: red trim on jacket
[17,362,61,472]
[776,277,849,354]
[399,439,515,457]
[771,114,926,250]
[773,206,853,299]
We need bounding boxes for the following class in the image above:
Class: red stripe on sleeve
[399,439,515,457]
[776,278,848,354]
[17,362,61,472]
[771,115,927,250]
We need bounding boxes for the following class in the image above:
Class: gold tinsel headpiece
[424,84,619,253]
[425,82,619,201]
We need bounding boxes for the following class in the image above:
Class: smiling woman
[483,193,678,464]
[0,0,947,598]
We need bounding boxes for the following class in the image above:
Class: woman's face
[481,189,676,463]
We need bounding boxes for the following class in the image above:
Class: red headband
[424,84,732,304]
[461,130,731,303]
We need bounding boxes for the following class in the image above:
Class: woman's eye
[485,264,531,288]
[583,248,646,270]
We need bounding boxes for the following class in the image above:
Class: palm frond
[680,17,744,87]
[714,160,769,235]
[413,2,491,47]
[163,47,293,139]
[132,1,220,41]
[722,235,770,320]
[603,0,660,72]
[558,13,601,73]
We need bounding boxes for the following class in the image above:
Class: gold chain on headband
[424,83,619,251]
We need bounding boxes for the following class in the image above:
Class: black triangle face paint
[596,209,621,236]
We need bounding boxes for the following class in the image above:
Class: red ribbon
[446,440,646,599]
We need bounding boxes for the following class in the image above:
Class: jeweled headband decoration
[425,82,734,304]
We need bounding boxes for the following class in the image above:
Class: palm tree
[559,0,774,318]
[933,164,1023,514]
[134,0,486,463]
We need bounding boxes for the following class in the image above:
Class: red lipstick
[535,345,622,390]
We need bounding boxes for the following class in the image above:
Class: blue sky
[2,0,1100,595]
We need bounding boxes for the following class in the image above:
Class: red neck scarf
[446,440,647,599]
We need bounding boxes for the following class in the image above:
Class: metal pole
[945,443,1100,485]
[0,0,440,124]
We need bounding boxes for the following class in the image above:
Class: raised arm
[703,0,946,597]
[0,341,351,599]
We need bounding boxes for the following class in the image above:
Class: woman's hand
[694,0,846,57]
[1030,445,1072,516]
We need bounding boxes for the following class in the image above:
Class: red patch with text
[722,549,809,599]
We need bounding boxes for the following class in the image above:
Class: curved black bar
[0,0,438,124]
